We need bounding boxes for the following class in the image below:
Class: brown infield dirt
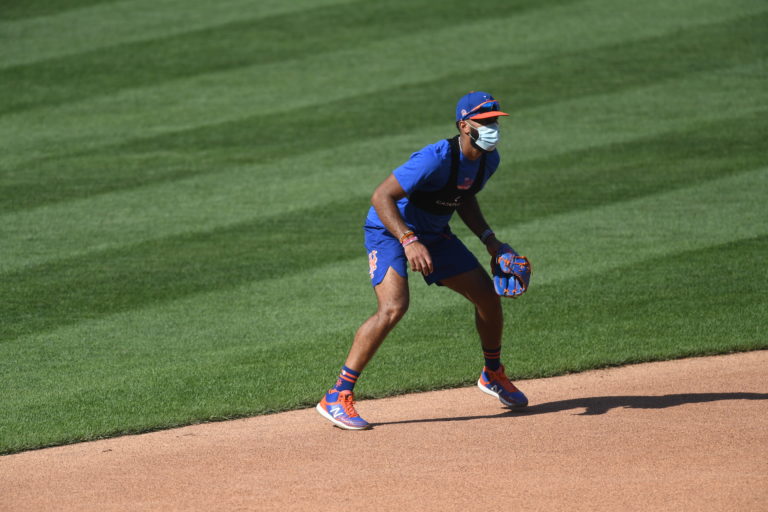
[2,351,767,511]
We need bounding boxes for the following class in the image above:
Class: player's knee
[378,299,409,326]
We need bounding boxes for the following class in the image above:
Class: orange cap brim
[468,110,510,120]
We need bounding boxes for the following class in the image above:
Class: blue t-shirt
[365,139,500,238]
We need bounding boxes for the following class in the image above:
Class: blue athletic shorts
[364,227,480,287]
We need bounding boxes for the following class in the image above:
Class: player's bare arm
[456,195,503,257]
[370,175,433,275]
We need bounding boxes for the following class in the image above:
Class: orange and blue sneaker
[316,389,371,430]
[478,365,528,408]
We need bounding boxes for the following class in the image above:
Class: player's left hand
[491,245,531,298]
[495,243,518,272]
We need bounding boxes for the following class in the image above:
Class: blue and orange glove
[491,244,532,298]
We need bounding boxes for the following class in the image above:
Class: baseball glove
[491,244,531,298]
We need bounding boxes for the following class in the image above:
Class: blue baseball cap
[456,91,509,121]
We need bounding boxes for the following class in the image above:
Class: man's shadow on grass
[373,392,768,426]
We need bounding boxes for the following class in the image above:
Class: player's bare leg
[440,266,502,349]
[344,266,409,371]
[442,265,528,407]
[317,267,408,430]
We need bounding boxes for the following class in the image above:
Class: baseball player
[317,91,532,430]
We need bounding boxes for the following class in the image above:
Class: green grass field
[1,0,766,454]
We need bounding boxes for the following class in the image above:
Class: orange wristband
[399,230,415,245]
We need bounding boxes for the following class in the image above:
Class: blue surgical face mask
[468,121,500,152]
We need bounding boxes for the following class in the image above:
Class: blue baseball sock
[483,347,502,371]
[332,365,361,393]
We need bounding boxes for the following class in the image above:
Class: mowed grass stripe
[365,236,768,388]
[495,166,768,285]
[5,171,765,362]
[1,69,765,274]
[5,181,764,379]
[504,62,768,167]
[0,0,111,22]
[98,18,768,184]
[2,155,765,345]
[494,235,768,379]
[0,0,579,115]
[2,17,765,215]
[2,0,761,168]
[492,110,768,223]
[0,57,765,270]
[0,0,357,68]
[0,196,370,342]
[3,233,765,453]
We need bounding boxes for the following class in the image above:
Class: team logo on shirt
[457,177,474,190]
[436,195,463,207]
[368,250,378,279]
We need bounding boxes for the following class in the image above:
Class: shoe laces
[488,367,519,393]
[338,392,360,418]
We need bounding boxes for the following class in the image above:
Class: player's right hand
[404,242,433,275]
